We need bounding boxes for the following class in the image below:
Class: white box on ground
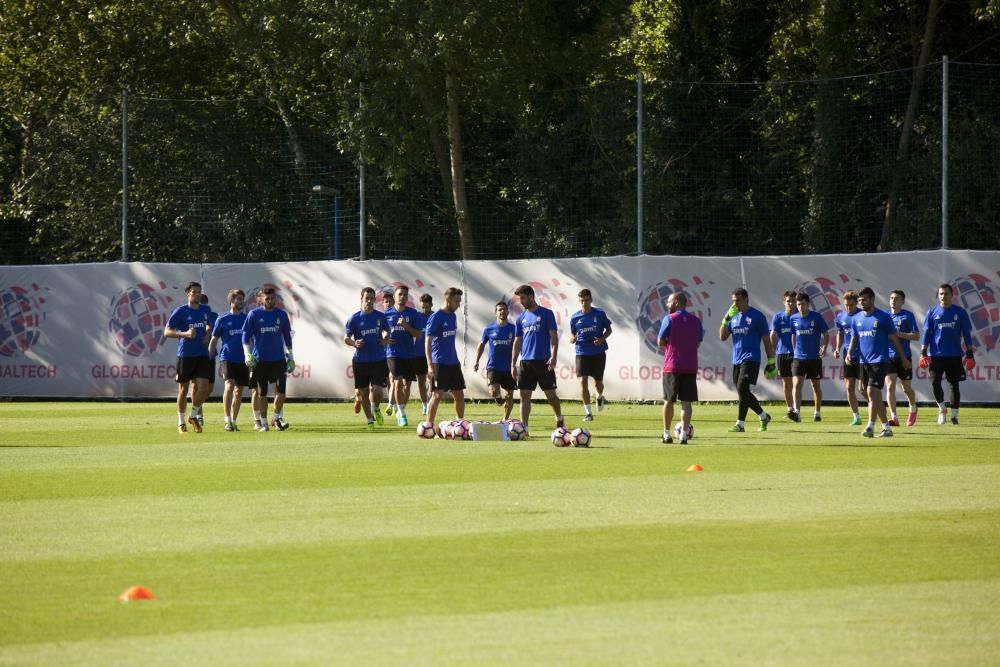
[471,422,509,441]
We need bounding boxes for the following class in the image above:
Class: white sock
[853,412,860,419]
[881,422,890,430]
[398,405,407,417]
[760,412,769,421]
[814,411,821,418]
[951,408,959,418]
[937,402,947,411]
[584,404,593,416]
[275,410,283,420]
[253,410,261,424]
[736,420,745,428]
[889,412,896,420]
[178,412,186,426]
[909,405,917,413]
[867,421,875,430]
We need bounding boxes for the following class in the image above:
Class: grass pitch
[1,401,999,666]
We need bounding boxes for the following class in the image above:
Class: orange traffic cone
[118,586,156,602]
[687,464,704,472]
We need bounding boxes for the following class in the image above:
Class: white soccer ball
[551,426,571,447]
[571,427,591,447]
[452,419,471,440]
[416,421,436,439]
[507,420,527,441]
[674,422,694,441]
[437,420,454,439]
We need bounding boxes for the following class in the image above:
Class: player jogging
[886,289,919,426]
[164,281,212,434]
[409,293,434,416]
[657,291,703,444]
[770,290,797,421]
[242,286,294,432]
[789,291,829,422]
[919,283,975,425]
[425,287,466,425]
[719,287,775,433]
[569,289,612,421]
[345,287,391,431]
[384,285,423,427]
[474,301,517,421]
[209,289,249,432]
[511,283,565,429]
[834,290,863,426]
[381,292,398,417]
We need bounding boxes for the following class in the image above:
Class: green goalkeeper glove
[244,345,258,369]
[764,357,777,379]
[722,303,739,324]
[286,353,296,373]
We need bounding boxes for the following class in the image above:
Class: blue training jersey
[481,322,516,370]
[770,311,794,355]
[212,312,248,363]
[385,306,419,359]
[727,307,770,364]
[922,305,973,357]
[516,306,558,362]
[850,308,897,364]
[242,307,292,362]
[790,311,829,360]
[570,307,611,356]
[345,310,388,363]
[425,309,460,365]
[888,308,918,360]
[406,310,427,359]
[167,304,212,357]
[835,309,858,358]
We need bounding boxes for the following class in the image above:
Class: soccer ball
[437,420,454,439]
[451,419,471,440]
[507,420,527,441]
[571,427,591,447]
[674,422,695,441]
[551,426,572,447]
[416,421,436,439]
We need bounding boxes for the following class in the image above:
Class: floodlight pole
[941,56,949,250]
[121,90,129,262]
[636,72,644,255]
[358,90,366,260]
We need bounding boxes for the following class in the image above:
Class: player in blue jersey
[846,287,909,438]
[198,292,219,424]
[474,301,517,420]
[242,286,294,432]
[164,281,213,434]
[511,284,565,430]
[886,289,920,427]
[719,288,775,433]
[380,291,398,418]
[409,293,434,416]
[790,292,830,422]
[209,289,249,432]
[919,283,976,425]
[770,290,797,421]
[569,289,612,422]
[425,287,466,426]
[345,287,391,431]
[385,285,423,427]
[833,290,863,426]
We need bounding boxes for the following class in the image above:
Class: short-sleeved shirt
[481,322,516,370]
[888,308,918,360]
[658,310,703,373]
[425,309,459,365]
[384,306,420,359]
[770,311,794,356]
[212,312,248,363]
[923,305,973,357]
[790,311,829,360]
[570,308,612,356]
[850,308,898,364]
[167,304,213,357]
[726,307,770,364]
[835,310,858,358]
[242,307,293,362]
[516,306,558,362]
[345,310,388,363]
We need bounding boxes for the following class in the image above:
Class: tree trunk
[417,86,455,203]
[878,0,940,251]
[445,69,475,260]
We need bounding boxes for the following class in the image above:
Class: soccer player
[719,287,775,432]
[209,289,249,432]
[409,293,434,416]
[473,301,517,421]
[164,281,213,434]
[381,291,397,417]
[511,283,565,429]
[569,289,612,421]
[846,287,909,438]
[242,286,294,432]
[833,290,863,426]
[790,291,830,422]
[770,290,797,421]
[657,291,703,444]
[886,289,919,426]
[425,287,466,425]
[385,285,423,427]
[919,283,976,425]
[345,287,391,431]
[199,293,219,422]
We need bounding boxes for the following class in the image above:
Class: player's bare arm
[511,337,522,381]
[547,330,559,371]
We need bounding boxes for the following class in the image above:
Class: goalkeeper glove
[918,354,929,370]
[244,345,258,369]
[722,304,739,324]
[286,352,296,373]
[964,350,976,371]
[764,357,777,379]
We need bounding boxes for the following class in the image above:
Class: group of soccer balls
[414,419,592,447]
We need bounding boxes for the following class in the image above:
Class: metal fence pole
[636,72,644,255]
[121,90,129,261]
[941,56,949,249]
[358,90,366,260]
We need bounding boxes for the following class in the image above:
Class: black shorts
[251,359,286,392]
[887,356,912,381]
[410,356,428,376]
[776,353,793,378]
[929,356,966,384]
[576,353,607,381]
[732,362,760,387]
[432,364,466,392]
[353,359,389,389]
[842,360,860,380]
[176,356,212,383]
[518,359,557,392]
[487,369,517,391]
[222,360,250,386]
[861,362,888,390]
[387,357,416,382]
[663,372,698,403]
[792,358,822,379]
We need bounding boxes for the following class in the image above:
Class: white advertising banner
[1,251,998,402]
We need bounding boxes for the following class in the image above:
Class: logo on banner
[375,279,434,312]
[792,274,861,330]
[635,277,714,355]
[507,279,571,327]
[245,280,303,323]
[951,272,1000,353]
[108,282,177,357]
[0,283,49,357]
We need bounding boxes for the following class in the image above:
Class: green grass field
[1,401,999,666]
